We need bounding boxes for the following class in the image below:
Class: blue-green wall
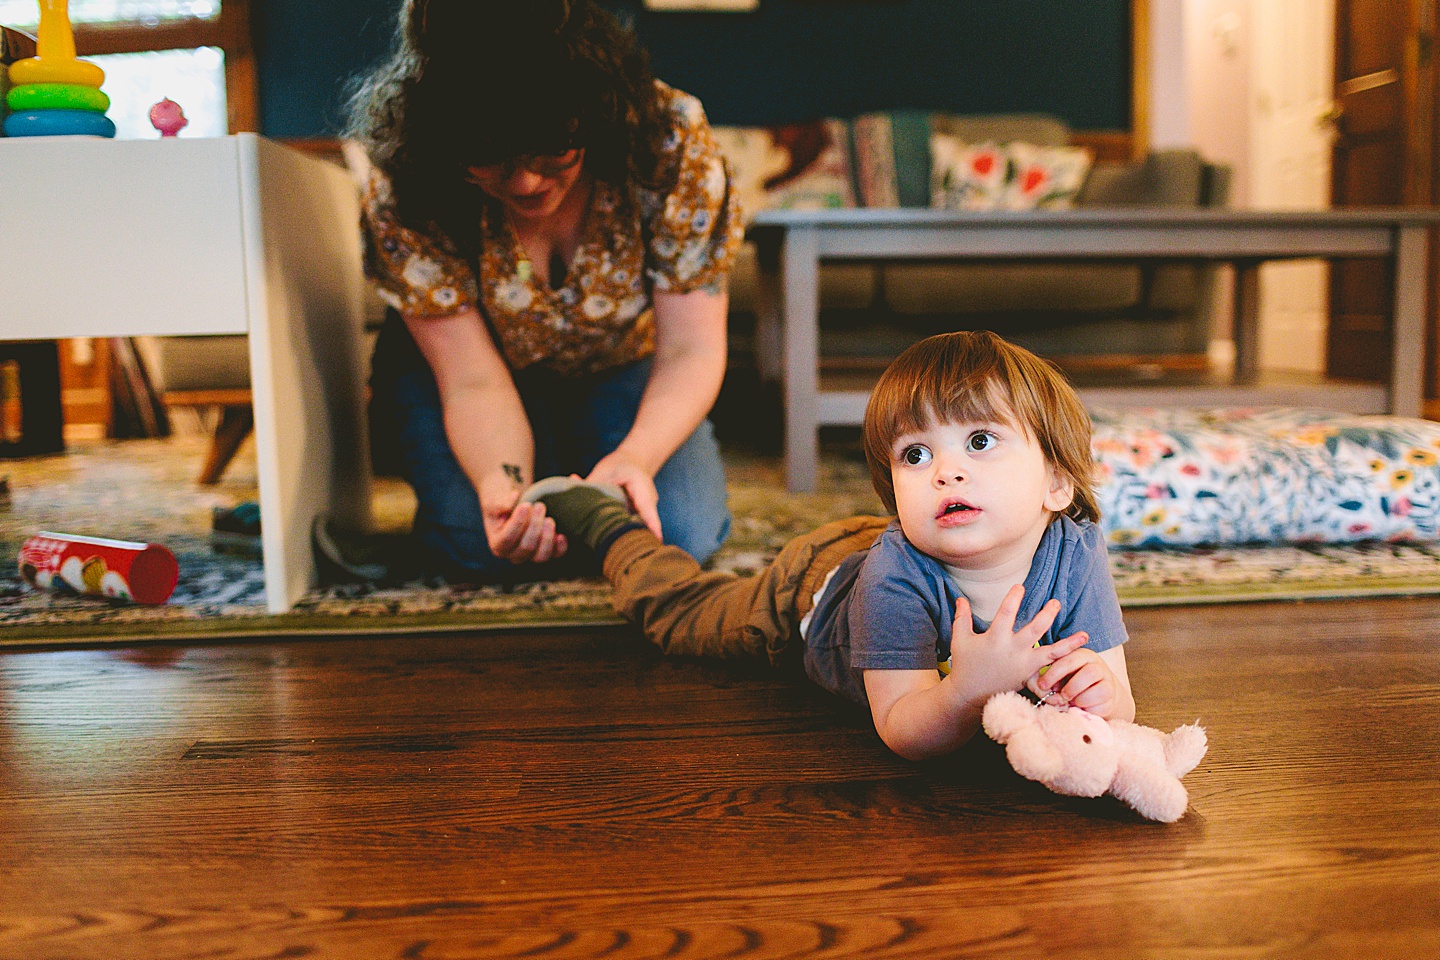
[255,0,1132,137]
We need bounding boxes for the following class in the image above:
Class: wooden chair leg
[198,404,253,485]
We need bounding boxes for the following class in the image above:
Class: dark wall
[254,0,1132,138]
[252,0,398,138]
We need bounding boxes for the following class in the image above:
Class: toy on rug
[18,530,178,604]
[982,690,1208,823]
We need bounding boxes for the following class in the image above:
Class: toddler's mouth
[937,499,978,521]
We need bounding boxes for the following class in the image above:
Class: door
[1328,0,1437,383]
[1250,0,1336,373]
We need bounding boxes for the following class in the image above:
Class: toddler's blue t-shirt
[803,515,1127,706]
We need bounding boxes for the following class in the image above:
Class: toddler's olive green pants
[601,515,890,666]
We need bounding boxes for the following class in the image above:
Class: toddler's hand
[1029,647,1120,717]
[947,585,1088,699]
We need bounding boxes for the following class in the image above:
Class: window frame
[65,0,255,133]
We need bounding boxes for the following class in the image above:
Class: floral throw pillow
[930,136,1008,210]
[1092,408,1440,548]
[930,134,1092,211]
[1002,141,1093,210]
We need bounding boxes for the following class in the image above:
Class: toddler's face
[888,411,1074,571]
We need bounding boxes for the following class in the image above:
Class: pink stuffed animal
[982,691,1208,822]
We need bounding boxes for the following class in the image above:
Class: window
[0,0,253,138]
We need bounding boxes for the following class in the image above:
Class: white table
[0,134,372,612]
[749,208,1440,491]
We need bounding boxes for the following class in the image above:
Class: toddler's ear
[1043,468,1075,514]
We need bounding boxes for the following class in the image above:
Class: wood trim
[1130,0,1152,159]
[224,48,258,133]
[1070,130,1137,163]
[1404,0,1437,206]
[1,25,36,61]
[63,1,258,135]
[163,388,252,408]
[72,20,228,56]
[1432,1,1440,403]
[221,0,257,133]
[277,137,350,166]
[1414,0,1440,404]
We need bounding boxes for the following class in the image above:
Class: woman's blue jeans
[370,314,731,581]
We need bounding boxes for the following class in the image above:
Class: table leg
[242,138,372,613]
[782,227,821,492]
[1233,259,1261,385]
[1389,225,1427,417]
[753,239,782,384]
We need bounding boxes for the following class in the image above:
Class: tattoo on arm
[502,463,524,485]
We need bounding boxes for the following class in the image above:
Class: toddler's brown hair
[861,331,1098,522]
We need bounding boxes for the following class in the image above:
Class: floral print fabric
[930,135,1092,211]
[361,82,745,377]
[1094,408,1440,548]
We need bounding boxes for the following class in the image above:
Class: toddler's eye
[967,432,997,452]
[901,445,931,465]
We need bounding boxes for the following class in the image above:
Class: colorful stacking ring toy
[4,108,115,137]
[2,0,114,138]
[6,82,109,113]
[7,55,103,88]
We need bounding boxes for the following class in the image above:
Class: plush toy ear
[981,691,1038,742]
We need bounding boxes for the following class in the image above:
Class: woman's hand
[587,451,662,539]
[478,469,567,565]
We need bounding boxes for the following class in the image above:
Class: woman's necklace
[509,175,592,288]
[513,226,534,283]
[512,226,573,290]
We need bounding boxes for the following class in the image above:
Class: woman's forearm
[402,307,534,498]
[616,341,726,474]
[614,287,729,474]
[442,381,534,493]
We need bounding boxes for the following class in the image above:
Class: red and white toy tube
[17,531,179,605]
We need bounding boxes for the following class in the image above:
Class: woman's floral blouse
[361,82,745,377]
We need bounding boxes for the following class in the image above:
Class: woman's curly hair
[346,0,673,252]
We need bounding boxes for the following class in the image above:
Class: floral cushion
[929,137,1008,210]
[1093,408,1440,548]
[931,134,1092,211]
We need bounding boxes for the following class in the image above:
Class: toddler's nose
[933,466,966,486]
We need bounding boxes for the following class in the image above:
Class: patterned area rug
[3,436,1440,647]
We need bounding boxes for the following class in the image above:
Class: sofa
[711,112,1233,370]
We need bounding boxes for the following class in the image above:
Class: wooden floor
[1,597,1438,959]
